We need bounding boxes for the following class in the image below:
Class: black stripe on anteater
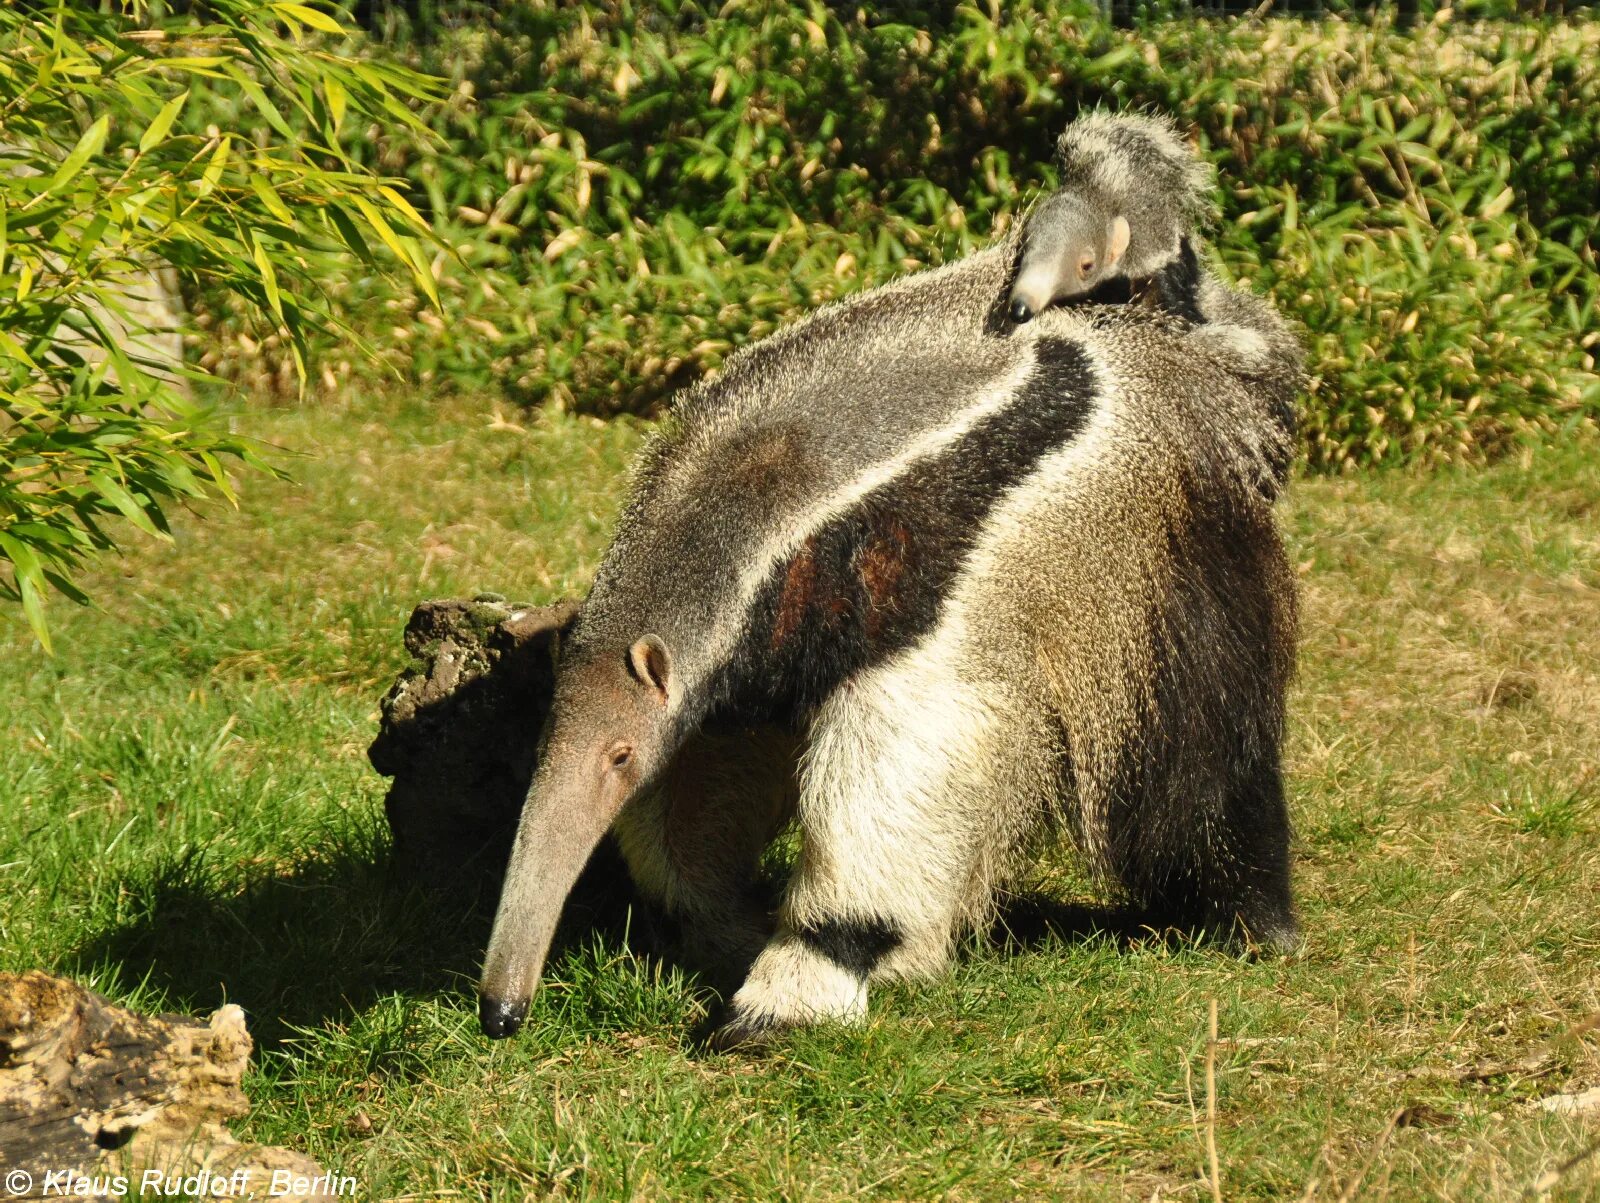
[796,916,903,979]
[706,336,1094,723]
[1142,237,1205,325]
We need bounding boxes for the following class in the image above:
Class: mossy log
[366,595,649,956]
[0,971,333,1200]
[367,596,578,884]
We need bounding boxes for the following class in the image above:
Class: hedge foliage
[0,1,442,646]
[210,1,1600,470]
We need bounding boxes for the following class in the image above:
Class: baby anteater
[1009,112,1212,325]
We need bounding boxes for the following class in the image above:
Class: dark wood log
[366,597,643,946]
[366,596,577,884]
[0,971,336,1200]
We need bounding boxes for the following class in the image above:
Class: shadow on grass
[65,819,647,1049]
[67,814,1157,1052]
[988,894,1146,951]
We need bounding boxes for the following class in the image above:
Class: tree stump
[366,597,638,929]
[366,596,575,883]
[0,971,334,1199]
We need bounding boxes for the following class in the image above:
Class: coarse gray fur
[1055,110,1212,278]
[479,147,1307,1049]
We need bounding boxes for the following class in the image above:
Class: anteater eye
[1079,255,1096,277]
[609,747,633,770]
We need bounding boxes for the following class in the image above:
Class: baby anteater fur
[478,122,1306,1050]
[1011,113,1302,497]
[1011,112,1213,325]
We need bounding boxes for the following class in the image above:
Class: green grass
[2,392,1597,1200]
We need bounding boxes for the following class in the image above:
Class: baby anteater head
[1010,111,1213,325]
[1008,189,1131,323]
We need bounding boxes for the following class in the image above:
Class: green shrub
[279,2,1596,470]
[0,0,443,648]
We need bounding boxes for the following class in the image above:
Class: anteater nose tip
[479,994,528,1040]
[1009,297,1034,324]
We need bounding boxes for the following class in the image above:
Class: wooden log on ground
[367,595,577,883]
[367,597,638,918]
[0,971,335,1200]
[367,596,672,976]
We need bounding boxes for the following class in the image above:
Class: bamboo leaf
[251,232,284,322]
[0,531,52,653]
[87,473,166,540]
[138,90,189,154]
[404,235,440,309]
[272,3,347,35]
[350,194,407,261]
[195,135,233,198]
[325,76,347,132]
[377,185,429,234]
[199,451,239,504]
[42,569,92,607]
[32,115,109,204]
[249,174,295,225]
[225,65,295,141]
[326,203,377,266]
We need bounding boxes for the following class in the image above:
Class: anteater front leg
[611,724,799,988]
[710,651,1045,1050]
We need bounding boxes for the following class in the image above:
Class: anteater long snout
[478,768,623,1039]
[1008,262,1060,324]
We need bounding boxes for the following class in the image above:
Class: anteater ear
[1107,215,1131,266]
[628,634,672,703]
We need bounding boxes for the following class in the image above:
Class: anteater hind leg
[1111,749,1298,952]
[611,725,799,988]
[711,658,1043,1050]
